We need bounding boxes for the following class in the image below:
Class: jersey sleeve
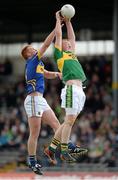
[37,50,41,60]
[54,45,63,62]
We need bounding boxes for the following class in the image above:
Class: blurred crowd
[0,58,13,76]
[0,55,118,167]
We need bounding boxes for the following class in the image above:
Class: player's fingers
[55,11,61,19]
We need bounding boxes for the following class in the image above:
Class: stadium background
[0,0,118,179]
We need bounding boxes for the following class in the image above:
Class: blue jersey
[25,51,45,94]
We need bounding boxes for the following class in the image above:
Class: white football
[61,4,75,19]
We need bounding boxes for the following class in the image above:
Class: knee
[29,133,39,140]
[65,117,76,126]
[29,129,39,140]
[52,121,60,132]
[64,119,75,127]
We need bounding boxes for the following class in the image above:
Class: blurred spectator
[0,58,13,76]
[4,58,13,75]
[0,63,4,75]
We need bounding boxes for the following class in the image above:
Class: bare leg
[42,110,77,163]
[28,116,41,155]
[27,116,43,175]
[42,109,62,164]
[42,109,64,141]
[42,109,60,132]
[61,115,77,144]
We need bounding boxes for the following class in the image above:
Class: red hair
[21,45,31,60]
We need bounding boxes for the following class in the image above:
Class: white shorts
[24,95,51,118]
[61,84,86,115]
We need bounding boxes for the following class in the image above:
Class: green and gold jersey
[54,46,87,82]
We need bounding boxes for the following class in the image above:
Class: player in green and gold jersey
[45,11,88,163]
[54,40,86,83]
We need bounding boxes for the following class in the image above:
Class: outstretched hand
[55,11,65,27]
[55,11,61,20]
[63,16,71,22]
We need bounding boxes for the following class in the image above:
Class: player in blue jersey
[21,29,62,175]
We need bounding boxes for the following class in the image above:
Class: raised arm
[44,69,62,79]
[65,19,75,51]
[55,11,62,50]
[39,29,55,57]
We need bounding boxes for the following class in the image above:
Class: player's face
[26,46,37,59]
[62,40,72,51]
